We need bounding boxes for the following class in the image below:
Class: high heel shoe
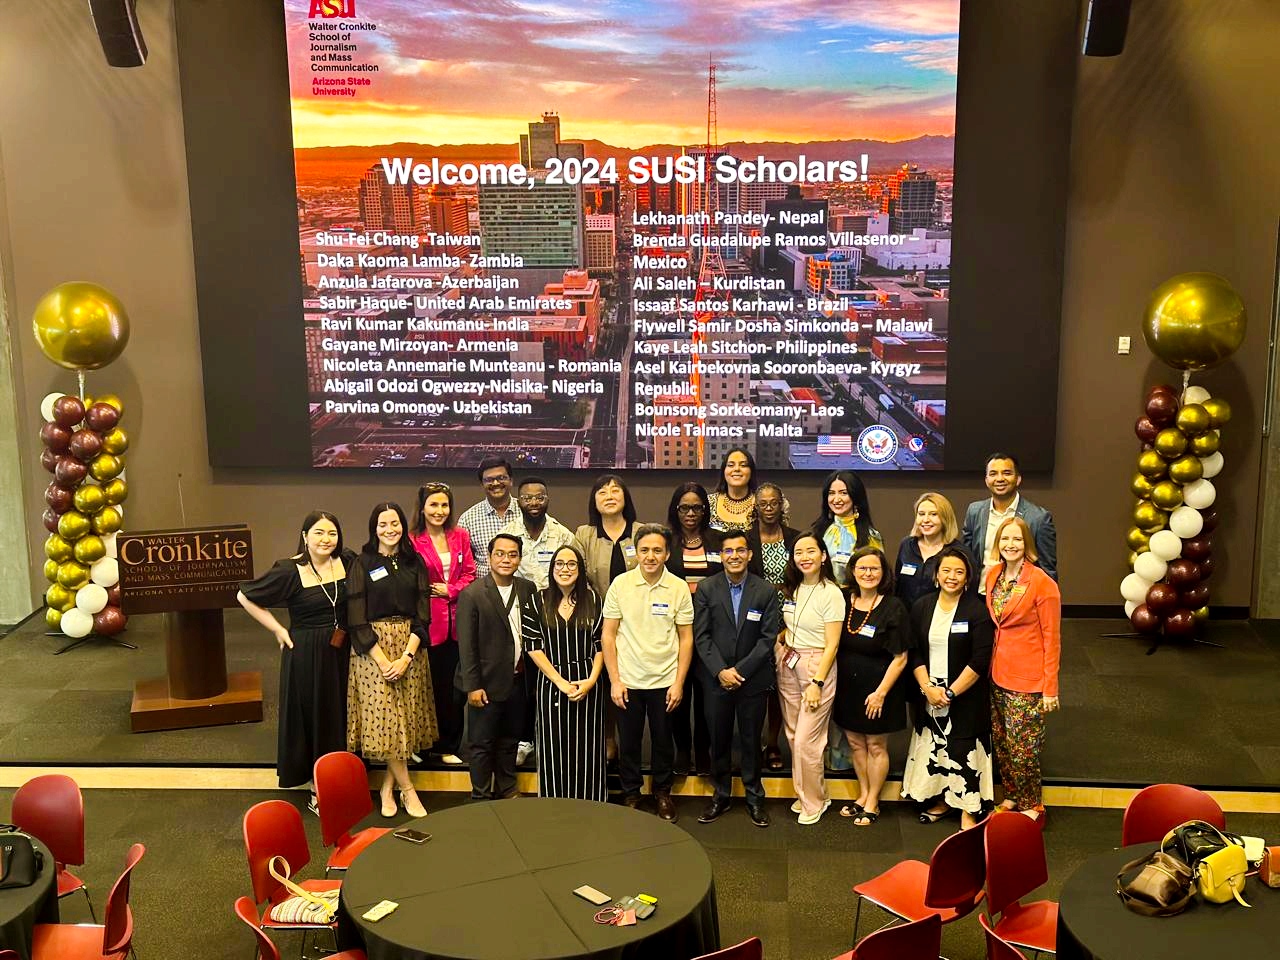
[400,787,428,819]
[379,783,397,818]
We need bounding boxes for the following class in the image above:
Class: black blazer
[906,591,993,738]
[666,528,725,582]
[456,574,542,701]
[746,524,802,578]
[692,571,783,695]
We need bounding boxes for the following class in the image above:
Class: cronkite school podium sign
[118,524,263,732]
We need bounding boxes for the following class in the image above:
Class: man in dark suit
[456,533,543,800]
[692,530,783,827]
[962,452,1057,590]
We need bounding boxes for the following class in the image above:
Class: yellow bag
[1196,844,1250,906]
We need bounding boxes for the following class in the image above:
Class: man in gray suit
[962,452,1058,592]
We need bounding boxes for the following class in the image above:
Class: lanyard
[309,559,339,627]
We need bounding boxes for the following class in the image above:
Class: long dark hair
[667,482,711,544]
[293,510,344,566]
[412,482,456,535]
[812,470,876,546]
[782,532,837,599]
[541,544,600,630]
[361,501,419,566]
[714,446,758,494]
[844,545,894,595]
[587,473,637,526]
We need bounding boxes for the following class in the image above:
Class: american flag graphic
[816,435,852,455]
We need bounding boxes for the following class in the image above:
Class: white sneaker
[797,799,832,825]
[441,754,464,765]
[516,741,535,765]
[790,800,802,814]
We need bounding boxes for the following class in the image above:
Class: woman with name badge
[986,515,1061,826]
[813,469,883,585]
[900,546,994,829]
[346,501,436,819]
[776,532,845,825]
[834,546,909,827]
[237,511,352,805]
[707,446,758,533]
[409,481,476,765]
[895,492,976,608]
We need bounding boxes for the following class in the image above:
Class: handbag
[1258,847,1280,889]
[266,856,339,924]
[1162,820,1250,907]
[0,826,45,890]
[1116,849,1195,917]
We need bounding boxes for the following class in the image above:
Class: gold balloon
[44,533,74,562]
[94,393,124,415]
[1142,272,1247,371]
[1137,450,1168,479]
[1169,454,1204,484]
[56,560,90,589]
[1202,397,1231,427]
[100,427,129,455]
[45,607,63,630]
[1192,605,1210,623]
[43,558,59,582]
[1125,527,1151,552]
[73,534,106,564]
[1189,430,1220,457]
[1126,550,1139,569]
[1153,428,1187,458]
[1134,500,1168,532]
[57,510,92,541]
[1175,404,1210,437]
[89,453,123,481]
[1130,474,1156,499]
[31,281,131,371]
[45,583,73,611]
[1151,480,1184,510]
[92,505,123,535]
[101,477,128,505]
[73,484,107,514]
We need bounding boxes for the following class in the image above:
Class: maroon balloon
[52,395,86,428]
[106,585,121,607]
[1181,583,1210,608]
[1166,559,1201,589]
[54,456,88,488]
[1130,604,1162,634]
[40,422,72,452]
[1197,556,1216,580]
[84,402,120,432]
[92,606,127,636]
[1148,384,1177,400]
[1181,536,1212,562]
[1199,509,1219,533]
[1134,416,1159,444]
[1145,391,1179,427]
[44,482,73,513]
[40,448,59,473]
[1164,609,1199,639]
[41,508,61,533]
[68,429,103,462]
[1145,582,1180,616]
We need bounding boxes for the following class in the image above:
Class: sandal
[852,810,880,827]
[838,803,865,818]
[918,806,951,824]
[765,748,784,771]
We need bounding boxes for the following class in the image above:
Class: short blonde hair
[991,515,1038,564]
[911,492,959,543]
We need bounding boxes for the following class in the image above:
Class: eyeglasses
[721,547,749,557]
[491,550,521,559]
[676,504,705,514]
[518,493,548,503]
[853,566,881,574]
[483,475,511,486]
[552,560,579,570]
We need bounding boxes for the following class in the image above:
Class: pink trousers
[778,647,837,816]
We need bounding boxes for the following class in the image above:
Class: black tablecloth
[338,798,719,960]
[0,836,59,960]
[1057,844,1280,960]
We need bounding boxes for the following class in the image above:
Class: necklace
[309,557,339,627]
[846,594,881,633]
[684,535,703,548]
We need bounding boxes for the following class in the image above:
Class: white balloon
[1182,385,1211,405]
[1148,529,1183,562]
[101,532,118,559]
[1182,478,1216,510]
[1199,451,1224,479]
[60,607,93,638]
[1134,552,1168,583]
[76,583,109,614]
[90,557,119,588]
[40,392,64,422]
[1121,572,1154,604]
[1168,505,1205,539]
[1124,600,1139,618]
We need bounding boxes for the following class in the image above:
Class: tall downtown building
[478,180,584,268]
[881,164,938,233]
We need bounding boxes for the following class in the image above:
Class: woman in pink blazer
[410,481,477,764]
[985,515,1061,825]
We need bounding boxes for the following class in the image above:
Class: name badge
[951,621,969,634]
[536,549,554,560]
[834,551,851,561]
[651,602,670,616]
[782,600,797,613]
[900,563,918,576]
[784,649,800,670]
[1012,585,1027,596]
[623,543,637,558]
[746,609,762,622]
[369,566,389,582]
[857,624,877,638]
[705,552,720,563]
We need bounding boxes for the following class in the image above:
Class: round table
[337,798,719,960]
[0,835,59,960]
[1057,844,1279,960]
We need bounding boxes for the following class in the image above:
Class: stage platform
[2,610,1278,803]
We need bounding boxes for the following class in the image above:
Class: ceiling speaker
[1082,0,1131,57]
[88,0,148,67]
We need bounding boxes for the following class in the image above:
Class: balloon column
[32,282,132,642]
[1121,273,1245,641]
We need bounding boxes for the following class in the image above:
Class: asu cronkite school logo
[309,0,356,17]
[857,425,899,465]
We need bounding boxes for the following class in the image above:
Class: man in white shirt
[457,457,522,579]
[961,452,1058,592]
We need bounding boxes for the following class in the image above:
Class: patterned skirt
[347,619,438,762]
[900,712,993,814]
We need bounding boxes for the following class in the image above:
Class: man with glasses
[692,531,782,827]
[458,457,521,579]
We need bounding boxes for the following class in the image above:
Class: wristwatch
[404,649,416,659]
[944,687,955,700]
[809,678,825,688]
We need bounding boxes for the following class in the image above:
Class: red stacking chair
[1121,784,1225,846]
[12,774,97,921]
[31,842,144,960]
[243,800,341,956]
[980,912,1030,960]
[314,751,392,874]
[984,811,1057,957]
[851,820,986,943]
[0,950,23,959]
[234,898,368,960]
[831,913,942,960]
[691,938,763,960]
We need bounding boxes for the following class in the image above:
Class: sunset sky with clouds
[285,0,959,149]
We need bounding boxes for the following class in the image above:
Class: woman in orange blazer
[985,515,1060,825]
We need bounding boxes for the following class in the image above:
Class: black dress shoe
[697,798,731,824]
[623,794,641,810]
[673,751,691,776]
[694,753,712,777]
[655,793,678,822]
[747,802,771,828]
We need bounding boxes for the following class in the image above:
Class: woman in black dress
[237,511,350,804]
[833,546,909,827]
[525,544,607,800]
[894,492,976,607]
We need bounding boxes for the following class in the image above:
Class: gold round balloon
[1202,397,1231,427]
[1189,430,1220,457]
[1142,272,1247,371]
[89,453,123,482]
[43,558,59,582]
[44,533,74,562]
[1126,550,1139,569]
[73,483,107,514]
[1151,480,1184,510]
[45,583,73,611]
[1130,474,1156,499]
[1169,454,1204,484]
[1192,605,1210,623]
[73,534,106,564]
[1134,500,1168,532]
[57,510,92,541]
[1175,403,1210,437]
[92,505,123,535]
[1137,450,1168,479]
[94,393,124,414]
[31,281,131,371]
[100,427,129,455]
[1125,527,1151,552]
[1153,428,1187,458]
[56,560,90,589]
[45,607,63,630]
[101,477,128,505]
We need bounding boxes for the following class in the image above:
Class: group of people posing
[236,449,1060,831]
